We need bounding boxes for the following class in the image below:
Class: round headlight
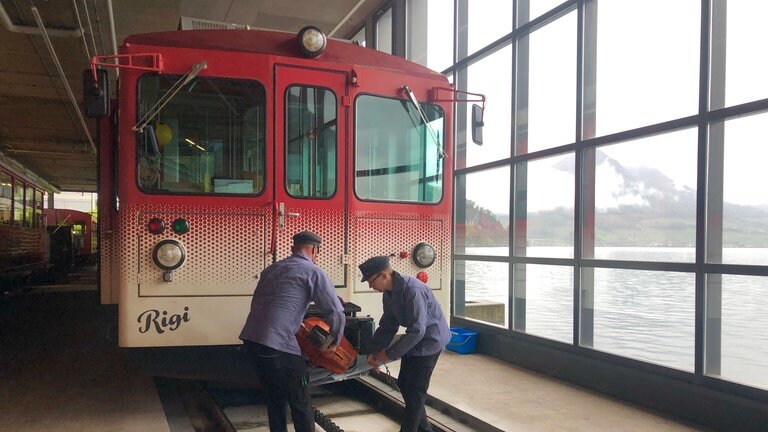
[152,239,186,271]
[297,26,327,58]
[412,242,436,268]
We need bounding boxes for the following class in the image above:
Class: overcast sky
[461,0,767,215]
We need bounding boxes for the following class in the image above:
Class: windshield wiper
[401,85,445,158]
[133,61,207,132]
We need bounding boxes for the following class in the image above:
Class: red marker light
[416,271,428,283]
[147,218,165,234]
[399,251,409,259]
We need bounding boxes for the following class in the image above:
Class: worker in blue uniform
[240,230,345,432]
[360,255,451,432]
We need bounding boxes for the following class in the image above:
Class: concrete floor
[0,267,709,432]
[0,276,170,432]
[410,352,706,432]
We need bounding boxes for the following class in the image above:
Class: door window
[284,86,337,198]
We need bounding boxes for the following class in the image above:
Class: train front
[88,26,466,380]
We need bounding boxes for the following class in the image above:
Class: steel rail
[167,371,502,432]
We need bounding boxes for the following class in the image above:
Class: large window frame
[135,75,267,196]
[447,0,768,399]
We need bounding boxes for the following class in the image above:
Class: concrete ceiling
[0,0,384,192]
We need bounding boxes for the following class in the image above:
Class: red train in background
[0,158,50,290]
[1,155,99,292]
[43,208,98,267]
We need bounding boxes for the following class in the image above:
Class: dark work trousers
[398,351,441,432]
[245,341,315,432]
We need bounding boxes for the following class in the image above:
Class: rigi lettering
[137,307,190,334]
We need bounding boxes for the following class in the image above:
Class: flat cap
[292,230,322,245]
[359,255,390,282]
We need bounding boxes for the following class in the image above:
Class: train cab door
[273,66,348,286]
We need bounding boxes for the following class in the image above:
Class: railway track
[159,371,503,432]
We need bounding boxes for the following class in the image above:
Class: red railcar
[43,208,98,266]
[88,26,483,349]
[0,159,49,289]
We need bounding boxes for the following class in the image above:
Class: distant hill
[459,199,508,247]
[462,151,768,248]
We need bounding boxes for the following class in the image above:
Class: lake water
[459,246,768,390]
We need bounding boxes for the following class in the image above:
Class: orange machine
[296,316,357,374]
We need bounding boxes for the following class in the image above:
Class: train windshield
[136,75,266,195]
[355,95,444,203]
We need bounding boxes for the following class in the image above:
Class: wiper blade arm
[133,61,207,132]
[401,85,445,158]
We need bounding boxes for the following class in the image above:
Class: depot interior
[1,1,767,431]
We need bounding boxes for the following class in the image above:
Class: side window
[0,172,11,224]
[355,95,445,203]
[285,86,337,198]
[136,76,266,195]
[25,185,34,227]
[12,180,24,227]
[35,190,43,228]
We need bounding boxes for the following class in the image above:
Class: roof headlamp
[297,26,327,58]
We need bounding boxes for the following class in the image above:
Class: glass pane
[722,1,768,108]
[407,0,453,72]
[527,0,567,22]
[376,8,392,54]
[35,190,43,228]
[459,46,512,169]
[587,268,695,371]
[466,0,513,57]
[13,181,23,227]
[518,263,573,343]
[355,95,444,203]
[285,86,337,198]
[136,76,266,195]
[590,129,697,261]
[719,113,768,265]
[25,186,34,227]
[454,259,508,327]
[715,274,768,390]
[72,223,85,250]
[522,12,576,154]
[0,172,11,224]
[351,27,366,47]
[516,154,574,258]
[595,0,699,136]
[455,167,510,256]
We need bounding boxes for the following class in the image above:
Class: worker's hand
[366,350,389,372]
[366,354,380,372]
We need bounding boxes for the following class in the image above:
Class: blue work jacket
[239,252,345,356]
[372,271,451,360]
